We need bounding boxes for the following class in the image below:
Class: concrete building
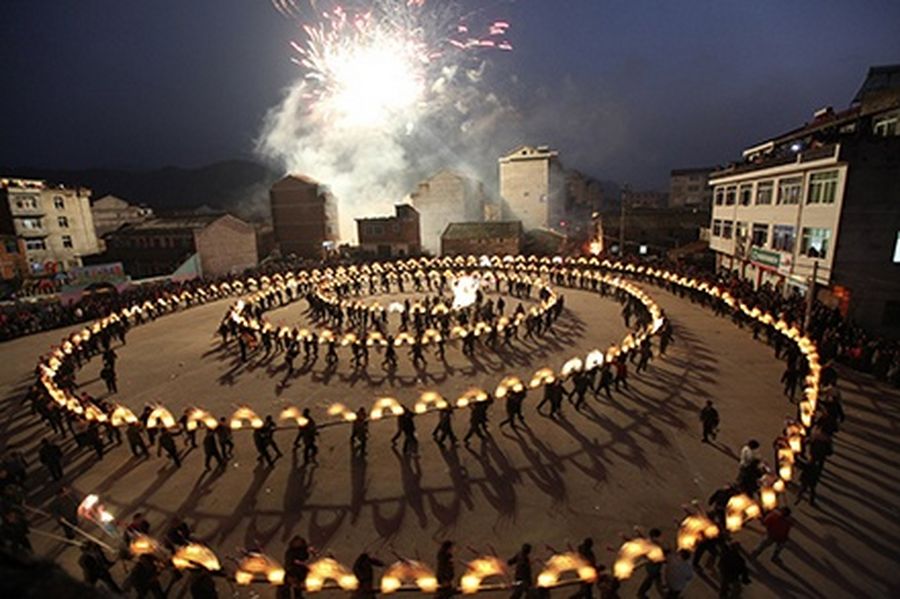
[91,195,153,239]
[0,199,26,281]
[356,204,420,258]
[626,190,669,209]
[0,178,100,276]
[100,213,258,279]
[708,64,900,335]
[669,167,715,208]
[270,175,339,259]
[441,221,523,256]
[408,170,491,255]
[499,145,565,232]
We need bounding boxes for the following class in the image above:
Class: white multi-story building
[499,145,565,231]
[708,65,900,335]
[408,169,491,255]
[1,178,101,275]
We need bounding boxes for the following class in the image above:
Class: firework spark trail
[259,1,514,242]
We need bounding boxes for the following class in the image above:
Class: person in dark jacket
[79,541,121,593]
[507,543,533,599]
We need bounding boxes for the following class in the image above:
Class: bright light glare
[325,39,424,127]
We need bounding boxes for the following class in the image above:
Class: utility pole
[804,260,819,333]
[619,184,628,256]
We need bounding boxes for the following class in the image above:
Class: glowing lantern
[529,368,556,388]
[456,388,487,408]
[561,357,584,378]
[460,557,507,594]
[613,538,664,580]
[366,331,386,346]
[230,406,264,429]
[395,332,415,346]
[306,558,358,592]
[370,397,404,420]
[725,494,761,532]
[129,534,161,556]
[537,552,597,588]
[676,515,719,551]
[380,560,438,594]
[77,494,115,526]
[279,406,309,427]
[235,553,285,585]
[185,408,218,431]
[110,405,138,427]
[147,406,176,429]
[327,403,358,422]
[172,543,221,571]
[414,391,448,414]
[495,376,524,399]
[340,333,358,347]
[585,350,605,370]
[84,404,108,423]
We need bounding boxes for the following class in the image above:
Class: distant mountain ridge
[0,160,280,221]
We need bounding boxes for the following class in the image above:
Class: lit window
[58,216,69,228]
[772,225,796,252]
[777,177,803,205]
[751,223,769,247]
[801,227,830,258]
[21,217,42,230]
[736,221,748,240]
[62,235,74,249]
[54,196,65,210]
[756,181,773,205]
[807,170,838,204]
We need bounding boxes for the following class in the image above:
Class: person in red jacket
[751,507,793,561]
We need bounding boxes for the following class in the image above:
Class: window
[739,184,753,206]
[807,170,838,204]
[15,197,39,210]
[736,221,748,241]
[25,239,47,251]
[801,227,831,258]
[714,188,724,206]
[20,217,42,230]
[873,115,898,137]
[725,186,736,206]
[756,181,774,205]
[777,176,803,205]
[751,223,769,247]
[712,219,722,237]
[772,225,796,253]
[62,235,74,249]
[722,220,734,239]
[58,216,69,228]
[53,196,65,210]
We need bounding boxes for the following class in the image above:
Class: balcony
[712,144,840,179]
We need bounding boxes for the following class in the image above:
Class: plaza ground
[1,280,898,598]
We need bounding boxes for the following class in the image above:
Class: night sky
[1,0,898,189]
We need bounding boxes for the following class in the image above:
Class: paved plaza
[1,280,898,597]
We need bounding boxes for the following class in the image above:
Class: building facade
[0,198,26,281]
[408,170,490,255]
[441,221,523,256]
[100,213,258,279]
[91,195,153,239]
[356,204,421,258]
[270,175,339,259]
[669,168,715,208]
[499,145,565,232]
[708,65,900,335]
[0,178,100,275]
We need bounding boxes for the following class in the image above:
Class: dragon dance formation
[33,255,821,593]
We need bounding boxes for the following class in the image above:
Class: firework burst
[276,1,511,130]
